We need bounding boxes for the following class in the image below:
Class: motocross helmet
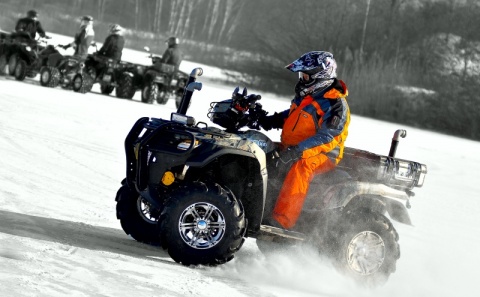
[167,36,179,47]
[285,51,337,84]
[27,10,38,18]
[80,15,94,22]
[109,24,124,35]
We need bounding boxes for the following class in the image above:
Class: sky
[1,36,480,297]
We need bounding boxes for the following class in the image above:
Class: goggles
[299,71,312,83]
[298,61,329,83]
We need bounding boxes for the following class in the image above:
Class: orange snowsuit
[273,79,350,229]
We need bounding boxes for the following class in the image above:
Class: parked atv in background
[84,43,120,95]
[39,45,94,94]
[115,68,428,287]
[13,37,60,82]
[114,61,146,100]
[141,46,188,107]
[0,31,43,76]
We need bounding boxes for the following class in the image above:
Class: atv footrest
[258,225,306,241]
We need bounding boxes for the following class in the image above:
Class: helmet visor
[298,71,312,83]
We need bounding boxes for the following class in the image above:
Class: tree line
[2,0,480,140]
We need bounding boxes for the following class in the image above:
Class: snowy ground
[1,42,480,297]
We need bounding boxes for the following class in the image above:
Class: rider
[88,24,125,79]
[159,36,182,71]
[98,24,125,61]
[15,10,51,40]
[62,15,95,60]
[259,51,350,230]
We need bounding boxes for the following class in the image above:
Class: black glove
[259,112,284,131]
[277,146,300,164]
[60,44,70,50]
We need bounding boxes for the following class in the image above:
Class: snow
[1,42,480,297]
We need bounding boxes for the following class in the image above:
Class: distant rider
[98,24,125,61]
[15,10,51,40]
[88,24,125,79]
[62,15,95,60]
[159,36,182,71]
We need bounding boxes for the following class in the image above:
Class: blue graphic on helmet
[285,51,337,80]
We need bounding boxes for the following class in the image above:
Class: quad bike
[115,68,427,286]
[39,49,94,94]
[140,46,188,107]
[0,31,42,76]
[114,61,146,100]
[13,37,60,81]
[84,43,122,95]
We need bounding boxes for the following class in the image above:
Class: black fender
[185,143,268,232]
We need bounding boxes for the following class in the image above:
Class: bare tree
[359,0,371,60]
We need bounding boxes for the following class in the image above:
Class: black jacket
[161,44,182,70]
[15,17,46,39]
[98,34,125,61]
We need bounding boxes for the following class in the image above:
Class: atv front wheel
[100,84,115,95]
[115,73,136,99]
[159,182,246,266]
[156,85,169,104]
[141,82,157,104]
[8,54,17,76]
[72,73,93,94]
[334,208,400,287]
[115,184,162,245]
[14,59,28,81]
[40,66,60,88]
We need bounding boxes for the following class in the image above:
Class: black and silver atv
[115,68,427,286]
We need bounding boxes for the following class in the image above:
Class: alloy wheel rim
[73,76,82,89]
[41,71,50,83]
[346,231,386,275]
[136,197,157,224]
[178,202,226,249]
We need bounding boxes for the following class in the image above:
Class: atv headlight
[25,46,32,51]
[177,139,200,151]
[171,113,195,126]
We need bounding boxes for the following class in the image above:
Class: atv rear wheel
[100,84,115,95]
[333,208,400,287]
[159,182,246,266]
[156,85,169,104]
[72,73,93,94]
[14,59,28,81]
[40,66,60,88]
[115,184,162,245]
[141,82,157,104]
[0,54,7,75]
[8,54,17,76]
[115,73,136,99]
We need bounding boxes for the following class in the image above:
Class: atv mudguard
[316,181,412,225]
